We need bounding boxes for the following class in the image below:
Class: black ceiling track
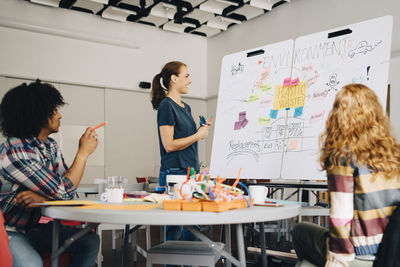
[27,0,291,37]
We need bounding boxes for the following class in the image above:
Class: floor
[99,224,298,267]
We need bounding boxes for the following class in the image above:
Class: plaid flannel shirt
[0,137,76,229]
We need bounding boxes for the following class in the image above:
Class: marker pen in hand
[200,116,207,126]
[91,121,107,131]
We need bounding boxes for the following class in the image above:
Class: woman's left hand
[206,117,213,127]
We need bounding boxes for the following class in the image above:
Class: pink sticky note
[288,139,299,150]
[283,77,292,87]
[234,121,241,130]
[241,119,248,128]
[290,77,299,86]
[239,111,246,121]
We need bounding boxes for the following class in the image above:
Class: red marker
[91,121,107,131]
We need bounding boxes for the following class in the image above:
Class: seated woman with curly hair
[292,84,400,267]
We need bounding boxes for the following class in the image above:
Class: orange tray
[181,199,202,211]
[201,200,231,212]
[163,199,183,210]
[163,198,252,212]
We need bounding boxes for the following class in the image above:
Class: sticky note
[294,106,303,117]
[260,83,273,92]
[234,121,241,130]
[270,109,278,119]
[283,77,292,87]
[290,77,299,86]
[239,111,246,121]
[248,93,260,103]
[288,139,299,150]
[258,116,271,126]
[241,118,248,128]
[273,82,307,110]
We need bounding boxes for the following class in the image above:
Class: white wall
[0,0,207,98]
[0,0,208,183]
[206,0,400,161]
[389,55,400,140]
[0,75,208,183]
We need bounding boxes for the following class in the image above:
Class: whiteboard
[282,15,393,179]
[210,16,393,180]
[210,40,294,179]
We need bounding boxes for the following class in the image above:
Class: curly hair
[320,83,400,178]
[0,79,66,138]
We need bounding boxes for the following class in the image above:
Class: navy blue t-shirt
[157,97,199,171]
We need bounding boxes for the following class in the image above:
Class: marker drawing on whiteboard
[326,73,340,92]
[348,40,382,58]
[231,62,244,76]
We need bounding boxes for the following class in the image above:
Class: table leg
[51,220,60,267]
[258,222,267,267]
[225,224,231,267]
[121,224,143,267]
[235,224,246,267]
[122,224,130,267]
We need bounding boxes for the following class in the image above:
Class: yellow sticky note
[273,82,306,110]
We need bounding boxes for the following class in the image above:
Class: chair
[41,252,72,267]
[146,240,224,267]
[89,180,149,267]
[296,259,373,267]
[38,217,82,267]
[299,205,329,227]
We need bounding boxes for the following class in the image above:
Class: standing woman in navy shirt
[151,61,210,240]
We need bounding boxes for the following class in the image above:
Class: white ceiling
[29,0,291,37]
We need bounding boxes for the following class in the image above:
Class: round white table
[42,203,300,267]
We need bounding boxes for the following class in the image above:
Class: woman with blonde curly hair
[292,84,400,267]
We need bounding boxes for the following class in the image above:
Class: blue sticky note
[270,109,278,119]
[285,107,290,111]
[294,106,303,117]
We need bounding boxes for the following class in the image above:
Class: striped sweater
[326,157,400,267]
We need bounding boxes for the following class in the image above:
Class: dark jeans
[292,222,328,267]
[8,222,99,267]
[159,168,199,242]
[292,222,374,267]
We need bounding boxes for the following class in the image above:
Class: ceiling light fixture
[30,0,59,7]
[163,21,187,33]
[215,0,239,7]
[183,22,197,28]
[207,15,241,30]
[250,0,290,11]
[199,0,231,15]
[102,6,136,22]
[150,2,177,19]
